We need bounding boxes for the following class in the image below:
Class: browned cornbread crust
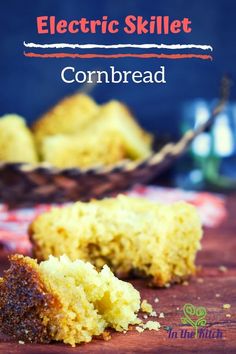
[0,255,60,343]
[0,254,141,346]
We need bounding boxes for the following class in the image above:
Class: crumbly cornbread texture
[0,254,140,346]
[0,114,38,163]
[30,195,203,286]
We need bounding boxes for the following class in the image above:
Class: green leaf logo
[181,303,207,338]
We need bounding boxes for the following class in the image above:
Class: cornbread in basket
[0,84,228,205]
[0,93,155,204]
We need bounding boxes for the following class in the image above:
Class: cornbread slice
[30,195,203,286]
[41,133,125,168]
[40,100,153,168]
[0,114,38,163]
[33,92,153,167]
[0,254,140,346]
[91,101,153,159]
[33,93,99,149]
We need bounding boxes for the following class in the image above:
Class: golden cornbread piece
[0,254,140,346]
[40,100,153,168]
[30,195,203,286]
[33,93,99,148]
[34,93,153,166]
[141,300,153,314]
[41,133,125,168]
[92,100,153,159]
[0,114,38,163]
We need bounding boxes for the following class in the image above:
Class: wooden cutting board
[0,195,235,354]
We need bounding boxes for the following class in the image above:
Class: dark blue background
[0,0,235,138]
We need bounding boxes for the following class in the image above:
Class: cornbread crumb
[150,311,157,317]
[183,281,189,286]
[197,296,201,300]
[159,312,165,318]
[102,331,112,341]
[136,320,161,332]
[0,255,140,346]
[215,294,220,298]
[223,304,231,309]
[18,341,25,345]
[219,266,228,273]
[154,297,159,303]
[176,307,180,311]
[142,321,161,331]
[141,300,153,314]
[143,315,148,319]
[226,314,231,318]
[136,326,145,333]
[30,196,203,287]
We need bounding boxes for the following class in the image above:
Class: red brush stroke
[24,52,213,60]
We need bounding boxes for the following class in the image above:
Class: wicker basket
[0,81,229,207]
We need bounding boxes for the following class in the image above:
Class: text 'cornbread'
[0,254,140,346]
[30,195,203,286]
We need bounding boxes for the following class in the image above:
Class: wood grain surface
[0,195,235,354]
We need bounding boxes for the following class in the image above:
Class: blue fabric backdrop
[0,0,235,138]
